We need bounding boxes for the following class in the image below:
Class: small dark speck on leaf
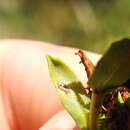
[58,83,70,94]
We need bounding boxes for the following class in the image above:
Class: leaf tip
[45,54,52,63]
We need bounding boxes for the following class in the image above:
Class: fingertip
[39,110,79,130]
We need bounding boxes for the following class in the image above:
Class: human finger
[39,110,79,130]
[0,40,101,130]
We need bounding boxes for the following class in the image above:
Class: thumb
[39,110,79,130]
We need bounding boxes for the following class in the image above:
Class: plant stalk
[89,90,102,130]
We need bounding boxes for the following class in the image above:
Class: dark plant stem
[89,90,102,130]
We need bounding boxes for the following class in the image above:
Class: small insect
[58,83,70,94]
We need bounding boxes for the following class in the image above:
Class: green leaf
[46,55,79,85]
[46,55,90,130]
[88,38,130,92]
[118,92,124,104]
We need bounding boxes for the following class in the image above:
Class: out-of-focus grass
[0,0,130,54]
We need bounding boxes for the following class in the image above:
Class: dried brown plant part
[75,50,95,79]
[101,105,108,113]
[75,50,95,96]
[118,87,130,102]
[85,87,92,95]
[105,103,130,130]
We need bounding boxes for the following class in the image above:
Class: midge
[57,83,70,94]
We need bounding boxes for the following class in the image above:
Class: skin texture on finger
[39,110,79,130]
[0,91,11,130]
[0,40,101,130]
[0,44,12,130]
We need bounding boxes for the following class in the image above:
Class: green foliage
[88,39,130,92]
[46,55,91,130]
[46,38,130,130]
[118,92,124,104]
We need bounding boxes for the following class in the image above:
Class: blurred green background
[0,0,130,53]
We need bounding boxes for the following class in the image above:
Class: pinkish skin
[0,40,101,130]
